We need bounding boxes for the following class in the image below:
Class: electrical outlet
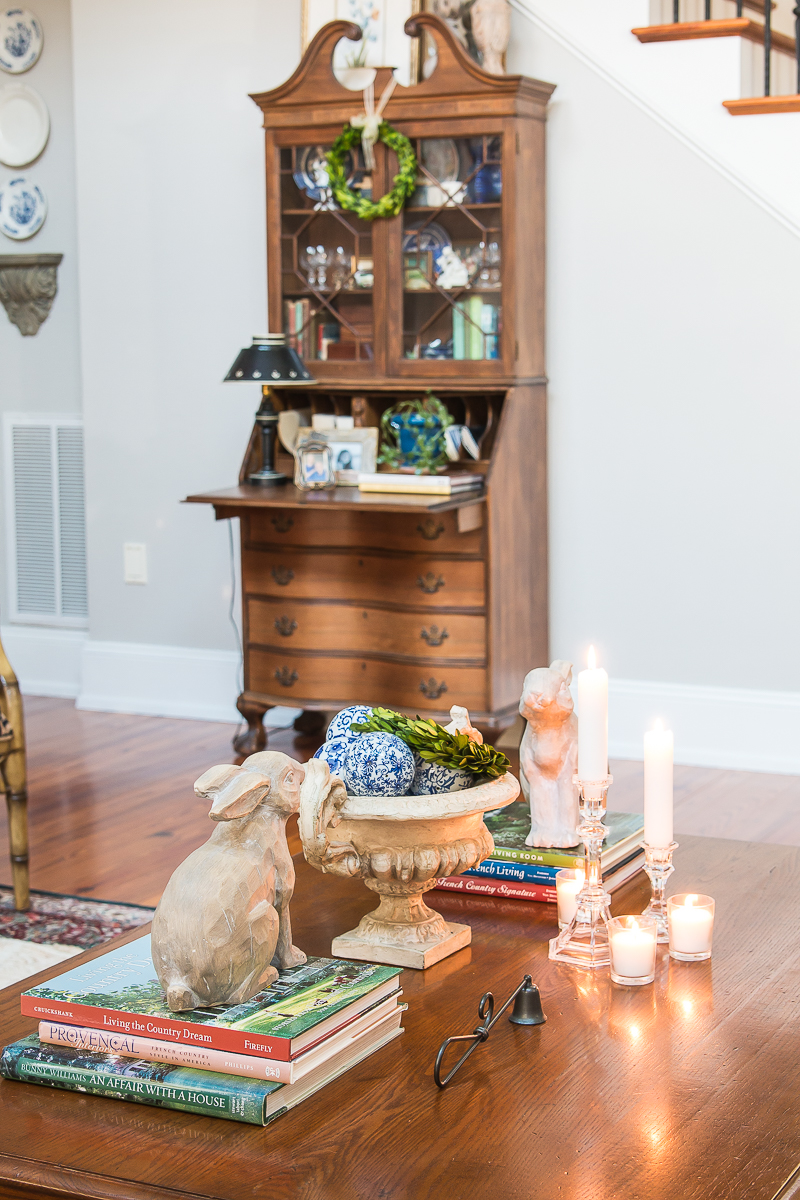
[123,542,147,584]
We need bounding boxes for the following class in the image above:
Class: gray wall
[0,0,82,620]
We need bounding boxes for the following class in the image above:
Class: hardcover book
[482,803,644,870]
[2,1010,403,1127]
[436,850,645,903]
[21,936,401,1062]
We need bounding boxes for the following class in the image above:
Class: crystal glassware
[608,915,658,986]
[667,893,714,962]
[549,774,613,968]
[642,841,678,943]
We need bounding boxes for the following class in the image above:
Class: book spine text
[434,876,557,902]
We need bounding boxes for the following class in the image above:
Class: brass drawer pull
[274,667,298,688]
[271,566,294,586]
[417,517,445,541]
[417,572,444,594]
[420,677,448,700]
[274,616,297,637]
[271,514,294,534]
[420,625,449,647]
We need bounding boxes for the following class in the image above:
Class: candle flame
[654,718,663,732]
[685,894,697,908]
[587,645,596,670]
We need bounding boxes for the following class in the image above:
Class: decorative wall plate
[0,83,48,165]
[0,9,43,74]
[0,174,45,238]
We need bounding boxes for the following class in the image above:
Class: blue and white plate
[402,220,451,275]
[0,173,45,238]
[0,9,43,74]
[294,144,356,203]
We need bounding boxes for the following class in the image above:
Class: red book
[434,876,557,903]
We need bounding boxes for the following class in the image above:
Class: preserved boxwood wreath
[327,122,417,220]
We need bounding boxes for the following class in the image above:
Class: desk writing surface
[1,836,799,1200]
[184,484,486,516]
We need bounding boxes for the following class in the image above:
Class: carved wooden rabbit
[151,751,307,1012]
[519,660,580,848]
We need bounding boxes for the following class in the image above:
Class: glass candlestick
[549,774,613,969]
[642,841,678,943]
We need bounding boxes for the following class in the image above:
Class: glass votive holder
[555,868,584,929]
[608,915,658,986]
[667,893,714,961]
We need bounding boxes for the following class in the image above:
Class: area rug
[0,887,153,990]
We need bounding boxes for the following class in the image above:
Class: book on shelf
[357,472,484,496]
[21,935,401,1062]
[482,803,644,871]
[2,1006,404,1127]
[435,849,645,903]
[37,988,403,1085]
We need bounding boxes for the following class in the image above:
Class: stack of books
[357,471,484,497]
[435,804,644,903]
[1,935,404,1126]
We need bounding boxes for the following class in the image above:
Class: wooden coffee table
[1,835,799,1200]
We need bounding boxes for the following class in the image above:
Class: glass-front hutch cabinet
[188,15,555,754]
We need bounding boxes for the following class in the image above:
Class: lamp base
[248,468,288,486]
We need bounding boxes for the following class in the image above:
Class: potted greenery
[378,391,453,474]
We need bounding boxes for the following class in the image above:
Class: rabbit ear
[195,765,271,821]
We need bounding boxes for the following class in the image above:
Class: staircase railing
[669,0,800,96]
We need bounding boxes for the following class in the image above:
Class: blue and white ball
[327,705,372,743]
[344,732,414,797]
[313,736,351,780]
[411,753,473,795]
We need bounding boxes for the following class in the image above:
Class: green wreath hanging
[327,123,417,221]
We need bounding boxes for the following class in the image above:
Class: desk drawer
[247,508,483,555]
[249,650,486,712]
[243,549,485,610]
[248,598,486,662]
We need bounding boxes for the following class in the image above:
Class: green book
[1,1017,403,1126]
[483,802,644,870]
[467,294,484,359]
[452,300,466,359]
[21,936,401,1062]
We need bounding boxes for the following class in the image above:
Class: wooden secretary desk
[187,15,555,755]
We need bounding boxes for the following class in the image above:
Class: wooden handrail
[723,93,800,111]
[632,18,796,56]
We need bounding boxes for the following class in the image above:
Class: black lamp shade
[224,334,314,385]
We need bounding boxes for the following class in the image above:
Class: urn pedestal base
[333,922,471,969]
[333,883,471,969]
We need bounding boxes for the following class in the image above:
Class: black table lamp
[224,334,314,486]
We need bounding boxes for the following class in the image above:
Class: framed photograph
[302,0,420,88]
[297,425,378,484]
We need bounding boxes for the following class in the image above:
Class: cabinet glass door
[400,134,503,368]
[278,144,375,366]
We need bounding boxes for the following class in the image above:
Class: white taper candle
[644,720,673,848]
[577,646,608,780]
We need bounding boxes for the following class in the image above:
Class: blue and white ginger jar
[411,753,474,795]
[327,705,372,742]
[344,732,414,797]
[313,736,351,781]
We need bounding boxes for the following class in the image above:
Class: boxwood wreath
[327,123,417,220]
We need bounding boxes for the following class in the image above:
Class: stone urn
[299,758,520,969]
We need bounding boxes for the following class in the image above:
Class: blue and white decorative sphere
[327,705,372,743]
[313,736,351,780]
[411,754,474,795]
[344,732,414,797]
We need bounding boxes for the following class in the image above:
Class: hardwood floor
[1,697,799,908]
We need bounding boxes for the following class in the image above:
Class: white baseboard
[4,625,799,772]
[0,624,86,698]
[608,678,800,775]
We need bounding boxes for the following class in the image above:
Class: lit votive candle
[608,915,658,985]
[555,868,584,928]
[667,893,714,961]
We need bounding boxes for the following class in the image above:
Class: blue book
[463,858,559,885]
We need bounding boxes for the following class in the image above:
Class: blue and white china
[0,9,43,74]
[293,144,356,203]
[327,705,372,742]
[0,83,49,166]
[0,173,45,238]
[344,732,414,797]
[402,220,451,275]
[411,754,473,795]
[313,736,351,781]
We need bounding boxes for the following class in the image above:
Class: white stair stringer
[508,0,800,237]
